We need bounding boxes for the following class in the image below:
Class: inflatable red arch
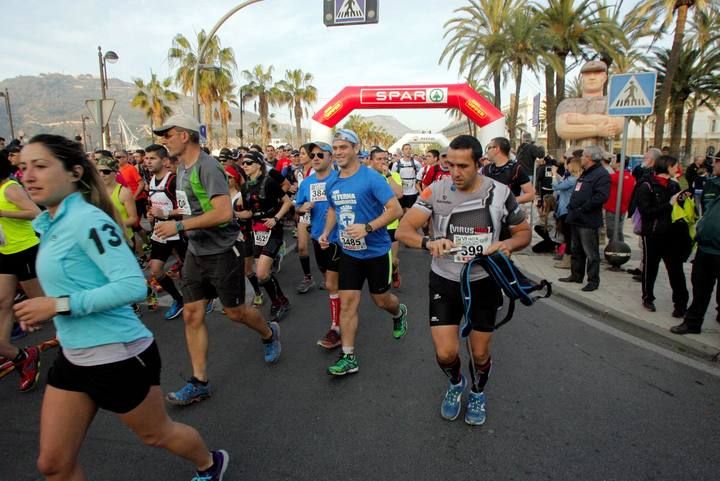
[310,83,505,144]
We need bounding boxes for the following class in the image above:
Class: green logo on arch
[429,89,445,103]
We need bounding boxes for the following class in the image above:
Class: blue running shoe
[191,449,229,481]
[464,391,487,426]
[440,375,466,421]
[166,378,211,406]
[263,322,281,364]
[164,300,184,320]
[205,299,215,315]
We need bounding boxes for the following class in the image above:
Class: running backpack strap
[461,250,552,332]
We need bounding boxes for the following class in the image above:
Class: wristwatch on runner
[55,296,71,315]
[175,221,185,232]
[421,236,430,250]
[365,223,374,233]
[273,216,280,223]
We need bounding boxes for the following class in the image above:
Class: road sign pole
[612,117,630,243]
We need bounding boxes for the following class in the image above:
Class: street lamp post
[239,86,245,146]
[97,46,119,148]
[192,0,264,123]
[0,89,15,140]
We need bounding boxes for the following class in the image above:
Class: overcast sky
[3,0,642,132]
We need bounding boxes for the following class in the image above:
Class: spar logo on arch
[360,87,448,105]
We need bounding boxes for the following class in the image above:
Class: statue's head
[580,61,608,97]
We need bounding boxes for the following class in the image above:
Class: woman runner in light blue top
[13,135,229,481]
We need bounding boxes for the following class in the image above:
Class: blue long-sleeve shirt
[32,192,151,349]
[552,174,577,217]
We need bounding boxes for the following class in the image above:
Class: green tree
[130,73,179,135]
[168,30,237,148]
[503,5,558,147]
[654,40,720,158]
[635,0,710,152]
[215,74,238,147]
[276,69,318,147]
[241,65,284,147]
[440,0,514,109]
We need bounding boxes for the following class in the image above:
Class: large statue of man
[556,61,623,150]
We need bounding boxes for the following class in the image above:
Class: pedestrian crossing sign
[325,0,378,27]
[607,72,657,117]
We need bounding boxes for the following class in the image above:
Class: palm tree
[532,0,623,153]
[654,40,720,158]
[248,121,260,144]
[215,74,238,147]
[276,69,318,146]
[241,65,285,147]
[503,5,556,147]
[635,0,710,152]
[130,73,179,136]
[440,0,514,109]
[168,30,237,148]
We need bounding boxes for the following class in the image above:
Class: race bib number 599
[452,234,491,263]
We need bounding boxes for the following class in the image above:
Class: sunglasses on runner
[309,152,327,159]
[98,169,114,175]
[242,160,258,166]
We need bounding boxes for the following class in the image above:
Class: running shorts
[150,238,187,264]
[253,235,283,259]
[399,194,418,209]
[181,246,246,308]
[0,244,38,281]
[428,271,501,333]
[312,239,341,273]
[338,250,392,294]
[47,341,161,414]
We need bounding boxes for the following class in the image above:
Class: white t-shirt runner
[413,177,526,282]
[391,158,423,196]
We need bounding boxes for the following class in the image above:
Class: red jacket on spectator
[604,169,636,214]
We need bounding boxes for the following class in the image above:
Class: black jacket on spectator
[635,175,679,238]
[516,142,545,174]
[566,163,611,228]
[636,175,693,262]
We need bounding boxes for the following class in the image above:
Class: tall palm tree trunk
[684,102,696,163]
[294,101,303,146]
[493,73,502,110]
[653,5,689,152]
[544,65,557,154]
[509,65,523,148]
[259,96,270,146]
[669,98,685,159]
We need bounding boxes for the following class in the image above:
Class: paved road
[2,246,720,481]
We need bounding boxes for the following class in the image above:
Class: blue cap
[334,129,360,145]
[310,141,333,154]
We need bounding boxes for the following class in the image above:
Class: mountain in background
[359,115,416,138]
[0,74,415,149]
